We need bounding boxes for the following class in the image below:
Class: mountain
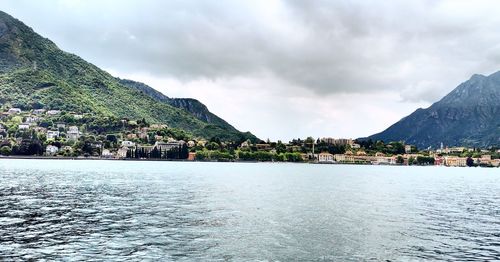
[117,79,236,129]
[368,72,500,148]
[0,10,257,142]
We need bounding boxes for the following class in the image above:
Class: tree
[408,156,415,166]
[180,144,189,159]
[396,155,404,165]
[0,146,11,156]
[276,141,287,154]
[466,157,474,167]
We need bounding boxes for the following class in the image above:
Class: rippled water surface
[0,159,499,261]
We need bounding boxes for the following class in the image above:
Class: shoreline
[0,156,497,168]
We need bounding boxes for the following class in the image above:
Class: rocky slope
[368,72,500,148]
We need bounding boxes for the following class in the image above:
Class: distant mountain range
[0,10,257,142]
[368,72,500,148]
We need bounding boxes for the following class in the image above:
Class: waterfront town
[0,107,498,167]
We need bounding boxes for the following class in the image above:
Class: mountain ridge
[367,71,500,148]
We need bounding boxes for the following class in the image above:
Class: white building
[117,147,129,158]
[46,110,61,116]
[121,140,136,148]
[154,141,184,152]
[318,152,334,163]
[405,145,412,153]
[25,116,38,123]
[46,145,59,155]
[67,126,80,140]
[8,108,21,114]
[101,149,113,158]
[47,130,60,140]
[18,123,30,130]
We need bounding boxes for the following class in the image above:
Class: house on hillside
[46,110,61,116]
[32,109,46,115]
[8,108,21,114]
[18,123,30,130]
[47,130,60,139]
[46,145,59,155]
[67,126,80,140]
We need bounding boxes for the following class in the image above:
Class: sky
[2,0,500,141]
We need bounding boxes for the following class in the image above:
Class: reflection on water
[0,159,499,260]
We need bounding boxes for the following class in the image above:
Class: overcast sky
[2,0,500,141]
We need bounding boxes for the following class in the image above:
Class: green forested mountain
[368,72,500,148]
[0,10,256,142]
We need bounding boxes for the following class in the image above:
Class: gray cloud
[3,0,500,101]
[2,0,500,139]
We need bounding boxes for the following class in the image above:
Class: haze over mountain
[0,10,256,142]
[368,72,500,148]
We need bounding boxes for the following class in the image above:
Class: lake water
[0,159,499,261]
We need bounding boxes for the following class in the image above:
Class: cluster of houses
[316,151,499,167]
[1,107,205,159]
[1,107,498,166]
[1,108,82,154]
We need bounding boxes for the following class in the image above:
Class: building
[187,152,197,161]
[138,132,148,139]
[351,143,361,149]
[321,138,353,146]
[405,145,412,153]
[334,154,355,162]
[32,109,46,115]
[117,147,129,158]
[126,133,137,139]
[46,145,59,155]
[101,149,113,158]
[373,156,396,165]
[136,145,154,155]
[187,141,196,147]
[445,156,467,167]
[356,151,367,156]
[25,116,38,123]
[318,152,334,163]
[121,140,136,148]
[47,130,60,139]
[434,157,445,166]
[256,144,271,151]
[154,141,184,152]
[73,114,84,120]
[56,123,66,129]
[240,141,250,149]
[67,126,80,140]
[46,110,61,116]
[8,108,21,114]
[18,123,30,130]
